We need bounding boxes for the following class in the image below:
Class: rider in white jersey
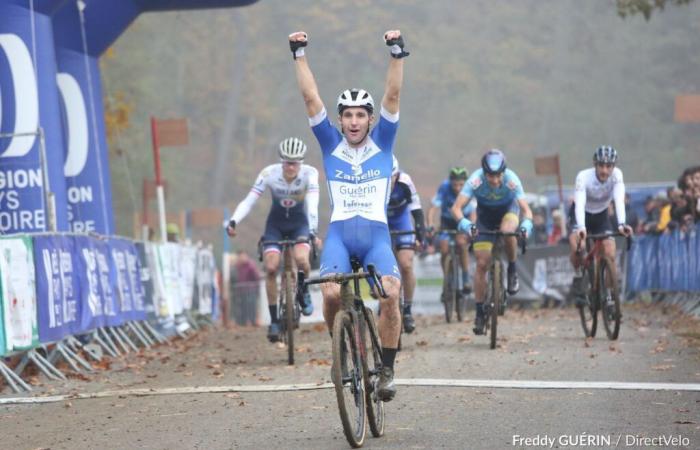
[226,137,320,341]
[568,146,633,305]
[289,29,408,401]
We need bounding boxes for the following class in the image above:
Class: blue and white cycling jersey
[432,179,476,221]
[460,168,525,209]
[309,107,398,223]
[309,106,400,278]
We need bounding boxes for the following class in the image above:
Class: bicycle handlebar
[389,230,417,236]
[296,264,388,300]
[470,226,528,255]
[576,232,633,252]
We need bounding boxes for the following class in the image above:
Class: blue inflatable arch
[0,0,257,234]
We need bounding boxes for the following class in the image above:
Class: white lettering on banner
[112,249,132,313]
[69,220,96,233]
[97,251,115,316]
[0,34,39,158]
[67,186,93,203]
[0,169,42,189]
[0,190,20,209]
[82,248,103,317]
[42,247,76,329]
[57,73,89,177]
[0,209,45,233]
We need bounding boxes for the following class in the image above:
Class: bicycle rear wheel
[332,311,366,448]
[490,262,502,350]
[443,255,454,323]
[362,307,385,437]
[599,259,621,340]
[577,263,598,338]
[284,272,295,365]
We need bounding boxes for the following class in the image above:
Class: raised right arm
[289,31,324,118]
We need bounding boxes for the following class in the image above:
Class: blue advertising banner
[0,4,69,233]
[109,238,146,322]
[53,2,115,234]
[74,235,121,329]
[627,224,700,293]
[33,235,80,343]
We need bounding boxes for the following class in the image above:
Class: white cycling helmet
[391,155,399,176]
[279,137,307,161]
[337,88,374,115]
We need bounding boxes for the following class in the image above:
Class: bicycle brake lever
[367,264,388,299]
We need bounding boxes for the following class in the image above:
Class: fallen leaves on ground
[416,340,429,347]
[306,358,331,366]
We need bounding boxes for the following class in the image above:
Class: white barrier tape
[2,378,699,405]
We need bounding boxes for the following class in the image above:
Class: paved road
[2,304,699,449]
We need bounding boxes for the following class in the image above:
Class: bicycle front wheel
[599,259,621,340]
[490,263,501,350]
[284,272,295,365]
[578,263,598,338]
[362,307,385,437]
[332,311,366,448]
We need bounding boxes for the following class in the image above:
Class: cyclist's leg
[362,222,401,344]
[262,222,283,319]
[455,233,471,291]
[396,248,415,304]
[567,203,582,268]
[473,246,492,334]
[319,222,351,331]
[595,209,617,285]
[291,222,312,275]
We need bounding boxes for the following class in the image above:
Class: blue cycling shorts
[388,209,416,250]
[320,216,400,280]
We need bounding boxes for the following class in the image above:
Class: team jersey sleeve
[612,168,626,226]
[463,198,477,215]
[574,171,587,230]
[230,168,267,224]
[309,107,342,155]
[400,173,422,211]
[460,172,480,199]
[304,167,320,233]
[506,170,526,199]
[370,106,399,153]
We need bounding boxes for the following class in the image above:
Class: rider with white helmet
[226,137,321,342]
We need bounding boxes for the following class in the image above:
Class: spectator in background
[531,210,549,245]
[548,209,566,245]
[233,250,261,326]
[641,196,661,234]
[166,223,180,242]
[668,187,694,232]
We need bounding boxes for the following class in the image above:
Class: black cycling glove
[386,35,410,59]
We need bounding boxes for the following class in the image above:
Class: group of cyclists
[225,30,633,403]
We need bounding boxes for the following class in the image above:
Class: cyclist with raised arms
[226,137,319,342]
[387,155,426,334]
[568,146,633,305]
[451,149,534,335]
[289,29,408,401]
[427,167,476,295]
